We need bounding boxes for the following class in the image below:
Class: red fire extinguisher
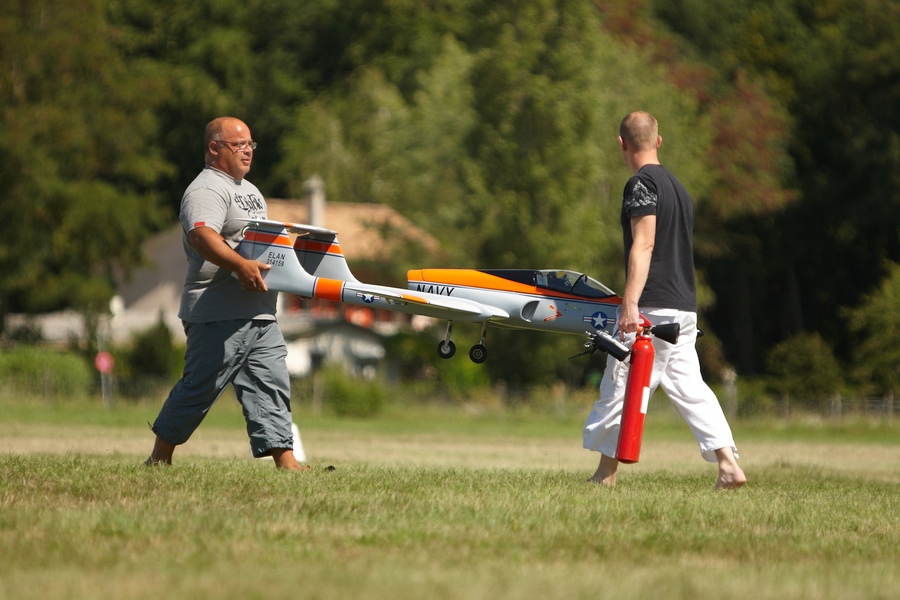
[616,316,655,464]
[577,318,681,464]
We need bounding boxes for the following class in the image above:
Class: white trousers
[582,308,738,463]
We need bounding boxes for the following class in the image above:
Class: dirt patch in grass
[2,421,898,483]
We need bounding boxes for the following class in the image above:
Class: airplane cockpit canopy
[477,269,618,299]
[535,269,616,298]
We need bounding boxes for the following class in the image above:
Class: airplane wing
[239,218,337,237]
[342,282,510,320]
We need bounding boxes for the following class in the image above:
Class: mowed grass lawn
[1,394,898,600]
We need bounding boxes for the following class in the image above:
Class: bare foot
[716,464,747,490]
[714,447,747,490]
[144,435,176,466]
[587,454,618,486]
[587,473,617,486]
[271,448,313,471]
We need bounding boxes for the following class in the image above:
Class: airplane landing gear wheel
[437,340,456,359]
[469,343,487,364]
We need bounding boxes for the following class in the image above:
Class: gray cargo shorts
[152,319,294,458]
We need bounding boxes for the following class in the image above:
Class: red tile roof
[267,199,440,258]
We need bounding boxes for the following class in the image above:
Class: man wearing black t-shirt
[582,112,746,490]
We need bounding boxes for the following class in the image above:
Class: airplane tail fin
[236,219,318,296]
[291,225,359,283]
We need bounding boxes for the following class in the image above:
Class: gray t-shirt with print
[178,166,278,323]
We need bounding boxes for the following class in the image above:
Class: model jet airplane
[236,219,622,363]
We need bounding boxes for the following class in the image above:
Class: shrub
[844,261,900,397]
[383,329,490,399]
[734,376,778,417]
[434,357,491,399]
[765,332,843,406]
[322,366,388,418]
[111,316,184,399]
[124,314,182,380]
[0,346,93,399]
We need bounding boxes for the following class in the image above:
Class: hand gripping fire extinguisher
[578,317,681,464]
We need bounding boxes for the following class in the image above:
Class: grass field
[1,394,898,600]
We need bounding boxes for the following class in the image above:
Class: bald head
[617,111,662,174]
[619,111,659,151]
[204,117,247,151]
[203,117,254,180]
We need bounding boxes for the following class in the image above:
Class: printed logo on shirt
[194,221,206,228]
[624,180,657,212]
[234,193,265,217]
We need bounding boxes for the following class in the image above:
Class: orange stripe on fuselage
[244,230,292,248]
[397,293,428,304]
[409,269,538,295]
[314,278,344,302]
[408,269,620,303]
[294,238,343,256]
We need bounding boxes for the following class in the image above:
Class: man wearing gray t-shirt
[145,117,305,470]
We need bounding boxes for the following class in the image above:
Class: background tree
[844,262,900,399]
[276,0,716,386]
[4,0,896,397]
[0,0,172,330]
[106,0,256,210]
[650,0,900,375]
[765,332,843,407]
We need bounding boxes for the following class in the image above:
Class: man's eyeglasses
[216,139,257,151]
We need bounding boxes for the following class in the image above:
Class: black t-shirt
[620,164,697,312]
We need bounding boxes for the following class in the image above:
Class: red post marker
[95,351,115,375]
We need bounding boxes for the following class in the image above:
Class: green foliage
[733,376,778,418]
[277,0,710,271]
[383,329,442,381]
[844,262,900,396]
[4,0,897,396]
[765,332,843,404]
[118,315,183,382]
[432,351,492,399]
[655,0,900,379]
[384,329,491,398]
[275,0,718,385]
[0,346,93,398]
[321,366,388,418]
[0,0,172,321]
